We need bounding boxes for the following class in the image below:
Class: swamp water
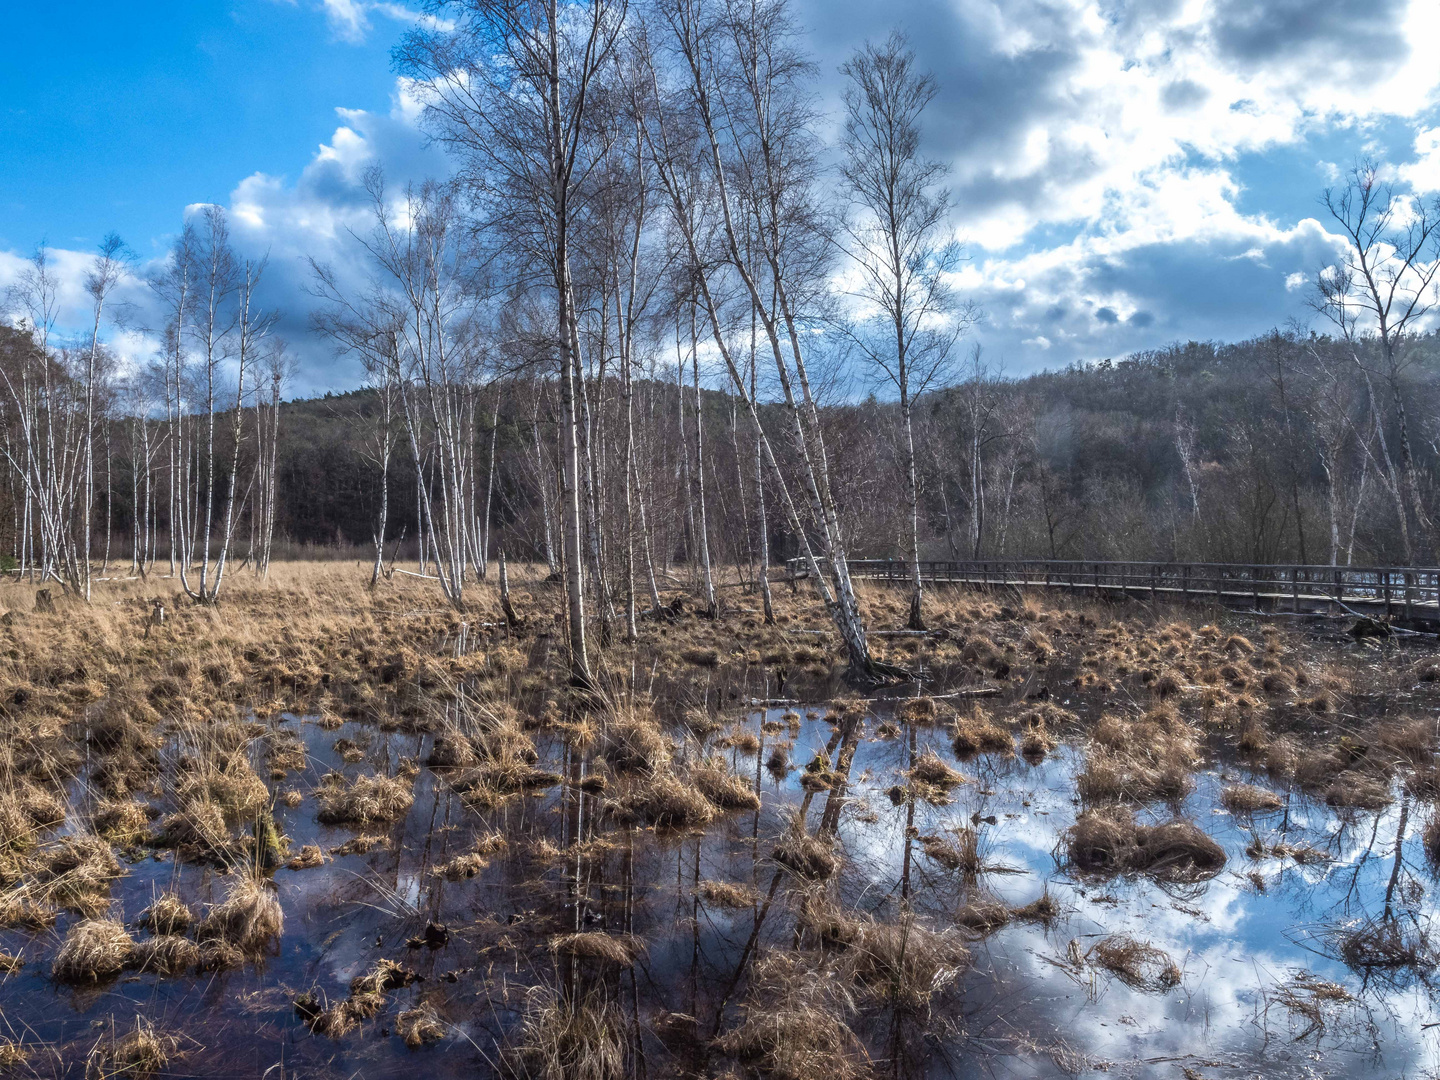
[1,702,1437,1078]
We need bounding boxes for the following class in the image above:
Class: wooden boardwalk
[788,558,1440,625]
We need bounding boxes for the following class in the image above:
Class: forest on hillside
[1,325,1432,581]
[3,0,1438,685]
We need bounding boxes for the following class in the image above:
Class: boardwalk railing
[786,558,1440,621]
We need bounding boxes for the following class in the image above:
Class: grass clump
[1077,711,1199,803]
[316,771,415,826]
[508,986,627,1080]
[1221,783,1284,812]
[129,934,201,977]
[839,917,969,1010]
[921,828,980,874]
[1089,935,1182,992]
[908,750,967,789]
[397,1003,445,1048]
[85,1017,179,1080]
[137,892,193,936]
[599,711,670,775]
[691,758,761,812]
[1063,807,1225,881]
[714,951,865,1080]
[285,844,324,871]
[698,880,758,908]
[773,815,840,881]
[548,932,643,966]
[52,918,136,982]
[1323,772,1393,811]
[196,874,283,956]
[613,773,715,830]
[950,709,1012,757]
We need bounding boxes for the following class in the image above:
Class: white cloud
[314,0,446,44]
[801,0,1440,364]
[1,80,449,392]
[1399,127,1440,193]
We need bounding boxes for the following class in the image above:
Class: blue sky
[4,0,1440,391]
[0,2,401,255]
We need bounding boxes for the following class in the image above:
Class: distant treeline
[94,327,1437,572]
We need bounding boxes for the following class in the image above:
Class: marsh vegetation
[0,564,1432,1077]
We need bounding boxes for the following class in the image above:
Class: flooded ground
[3,673,1437,1079]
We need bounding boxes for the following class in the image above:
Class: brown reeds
[508,986,627,1080]
[1088,935,1182,991]
[85,1017,180,1080]
[52,918,136,982]
[691,757,762,811]
[316,771,415,825]
[1063,807,1225,881]
[196,874,283,955]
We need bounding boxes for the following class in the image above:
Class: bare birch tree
[837,32,970,629]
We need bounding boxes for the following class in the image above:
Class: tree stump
[33,590,54,614]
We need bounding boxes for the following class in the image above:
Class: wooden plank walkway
[787,558,1440,624]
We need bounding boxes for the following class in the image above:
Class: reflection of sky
[5,705,1439,1077]
[751,707,1440,1077]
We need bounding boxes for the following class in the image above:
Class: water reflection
[0,697,1436,1077]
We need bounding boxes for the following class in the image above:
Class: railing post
[1182,565,1189,599]
[1384,570,1393,619]
[1291,568,1300,613]
[1150,563,1158,605]
[1251,566,1259,609]
[1405,570,1414,621]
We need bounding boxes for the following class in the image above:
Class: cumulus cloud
[0,81,448,391]
[802,0,1440,367]
[313,0,450,44]
[6,0,1440,387]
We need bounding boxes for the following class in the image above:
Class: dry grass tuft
[600,712,670,775]
[52,918,136,982]
[91,799,151,846]
[1012,891,1060,923]
[897,697,936,723]
[549,932,643,966]
[1089,935,1182,992]
[908,750,967,789]
[130,934,201,977]
[955,901,1012,935]
[1077,712,1199,803]
[86,1017,179,1080]
[613,773,715,830]
[316,772,415,826]
[1063,807,1225,881]
[1377,718,1436,765]
[1323,772,1393,811]
[714,951,864,1080]
[508,986,627,1080]
[838,917,969,1010]
[950,709,1013,758]
[1221,784,1283,812]
[433,849,489,881]
[196,874,283,955]
[397,1002,445,1048]
[920,828,980,873]
[698,880,758,909]
[773,815,840,881]
[285,844,325,871]
[330,834,388,856]
[1334,917,1437,975]
[692,758,761,811]
[425,734,476,769]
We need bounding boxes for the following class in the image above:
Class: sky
[3,0,1440,393]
